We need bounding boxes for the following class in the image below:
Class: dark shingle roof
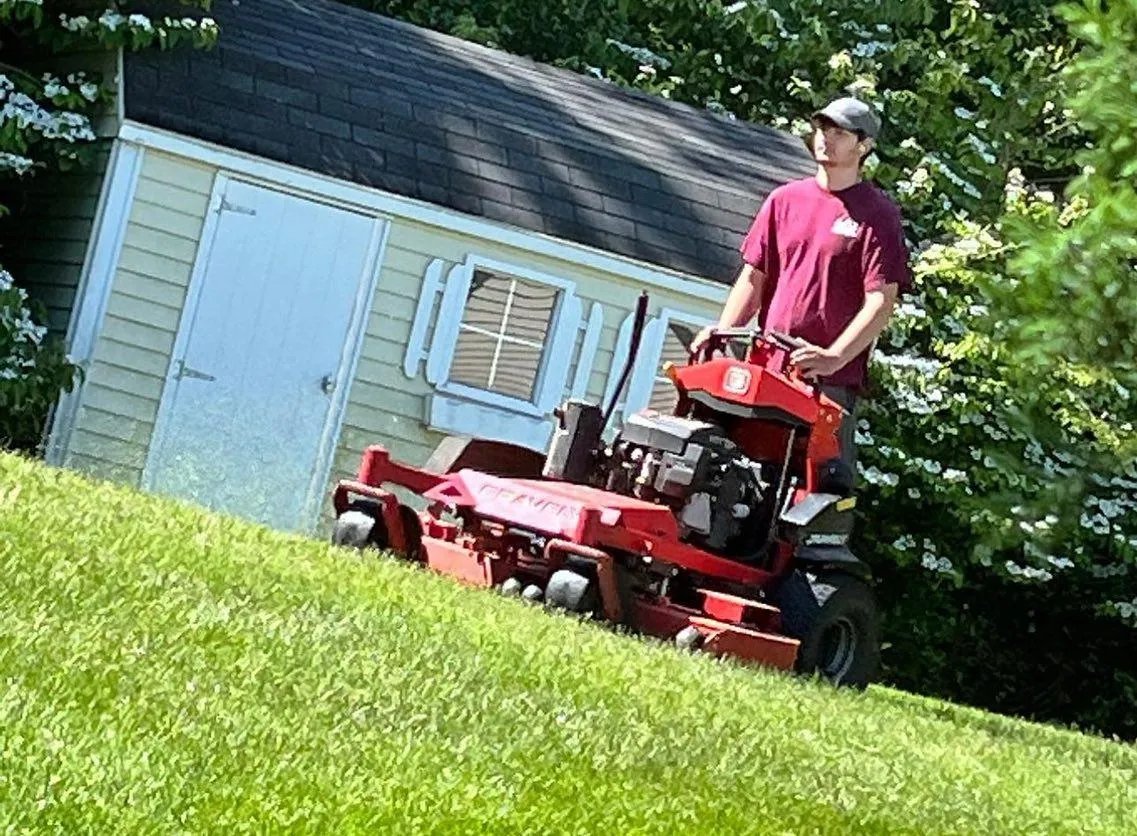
[124,0,815,283]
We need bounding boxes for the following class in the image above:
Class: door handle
[174,359,216,382]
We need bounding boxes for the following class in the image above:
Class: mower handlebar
[695,327,807,355]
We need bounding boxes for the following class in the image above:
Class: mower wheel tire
[545,569,599,615]
[330,502,387,551]
[774,570,880,689]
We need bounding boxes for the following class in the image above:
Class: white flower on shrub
[1,91,96,142]
[1110,599,1137,622]
[98,10,126,31]
[921,554,954,575]
[893,534,917,550]
[0,152,35,174]
[59,14,90,32]
[1005,561,1053,582]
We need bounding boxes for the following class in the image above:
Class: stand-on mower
[331,292,881,687]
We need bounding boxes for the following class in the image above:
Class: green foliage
[0,270,81,449]
[3,451,1137,832]
[0,1,218,451]
[351,0,1137,737]
[995,0,1137,447]
[851,190,1137,736]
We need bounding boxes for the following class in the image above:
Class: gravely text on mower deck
[332,292,883,687]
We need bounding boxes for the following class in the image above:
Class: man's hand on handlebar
[689,324,717,355]
[687,327,846,380]
[789,341,846,379]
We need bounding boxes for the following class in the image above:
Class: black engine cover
[619,412,721,454]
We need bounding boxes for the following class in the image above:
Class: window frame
[429,254,582,418]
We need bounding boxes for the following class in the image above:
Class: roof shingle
[124,0,816,283]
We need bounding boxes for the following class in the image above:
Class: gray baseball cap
[812,97,881,139]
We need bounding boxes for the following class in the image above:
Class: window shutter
[623,316,666,416]
[535,290,583,413]
[425,261,474,386]
[602,311,664,423]
[403,258,445,379]
[570,302,605,399]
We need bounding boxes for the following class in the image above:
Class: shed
[19,0,815,533]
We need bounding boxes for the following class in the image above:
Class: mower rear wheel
[774,570,880,688]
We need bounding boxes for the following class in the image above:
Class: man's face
[811,119,866,168]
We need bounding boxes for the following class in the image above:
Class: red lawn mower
[331,292,881,687]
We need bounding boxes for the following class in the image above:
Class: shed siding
[60,145,722,533]
[64,150,214,484]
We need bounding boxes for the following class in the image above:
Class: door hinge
[174,359,216,382]
[218,197,256,216]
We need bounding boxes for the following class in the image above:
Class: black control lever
[764,330,808,353]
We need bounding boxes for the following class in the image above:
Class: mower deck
[334,446,802,672]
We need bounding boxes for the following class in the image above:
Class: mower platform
[332,445,801,672]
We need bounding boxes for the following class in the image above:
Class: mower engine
[544,402,776,557]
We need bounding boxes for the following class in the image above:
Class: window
[448,270,561,402]
[404,254,590,450]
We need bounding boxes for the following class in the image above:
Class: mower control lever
[764,330,809,353]
[701,328,807,354]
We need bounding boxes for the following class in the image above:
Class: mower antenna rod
[601,290,650,432]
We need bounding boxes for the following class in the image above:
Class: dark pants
[819,384,858,474]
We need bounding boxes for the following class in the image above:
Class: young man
[692,97,911,470]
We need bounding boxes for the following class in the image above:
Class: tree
[996,0,1137,451]
[0,0,218,449]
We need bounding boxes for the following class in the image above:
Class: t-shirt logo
[831,216,860,238]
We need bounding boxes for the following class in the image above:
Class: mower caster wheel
[331,510,382,550]
[500,578,523,598]
[544,569,598,614]
[675,625,705,652]
[521,584,544,604]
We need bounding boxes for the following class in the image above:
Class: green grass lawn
[1,451,1134,834]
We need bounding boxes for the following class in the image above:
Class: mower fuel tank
[543,400,604,482]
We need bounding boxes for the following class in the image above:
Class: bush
[0,268,80,451]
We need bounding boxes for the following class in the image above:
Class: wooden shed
[18,0,814,533]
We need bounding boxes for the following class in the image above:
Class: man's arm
[690,263,767,351]
[790,285,899,378]
[717,263,767,328]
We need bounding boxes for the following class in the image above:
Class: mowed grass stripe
[0,452,1134,834]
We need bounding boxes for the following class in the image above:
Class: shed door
[145,178,383,532]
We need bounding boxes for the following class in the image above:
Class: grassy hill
[1,451,1134,834]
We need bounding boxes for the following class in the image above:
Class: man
[692,97,911,470]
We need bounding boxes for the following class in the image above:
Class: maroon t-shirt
[740,177,911,390]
